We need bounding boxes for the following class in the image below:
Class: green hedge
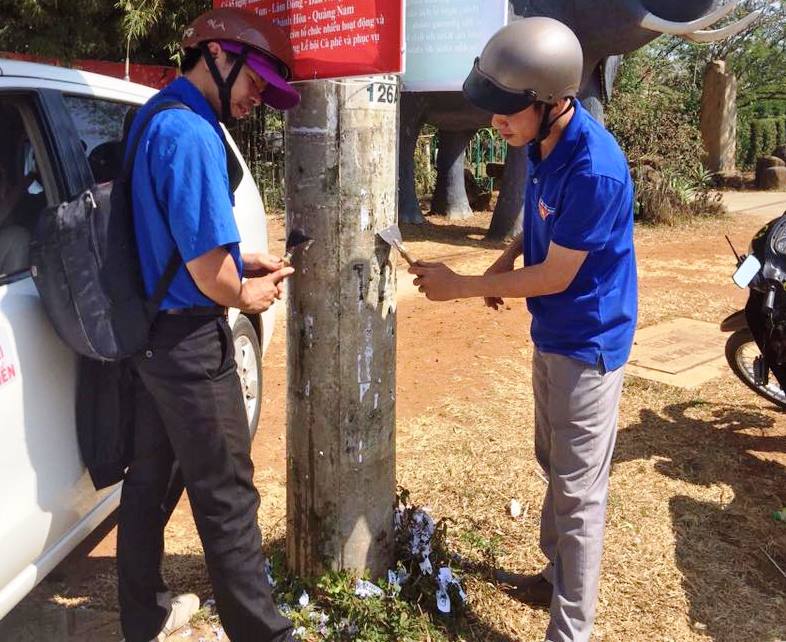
[746,116,786,166]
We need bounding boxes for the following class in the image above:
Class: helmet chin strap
[199,42,249,123]
[535,97,575,144]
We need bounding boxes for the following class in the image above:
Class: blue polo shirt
[523,99,637,371]
[128,77,242,310]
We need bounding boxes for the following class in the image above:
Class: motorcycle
[721,212,786,410]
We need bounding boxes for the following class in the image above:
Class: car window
[0,98,53,281]
[62,95,135,184]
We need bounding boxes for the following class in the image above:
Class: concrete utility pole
[285,77,399,578]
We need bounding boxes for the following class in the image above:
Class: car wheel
[233,315,262,438]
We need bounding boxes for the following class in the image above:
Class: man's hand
[238,267,295,314]
[242,252,285,278]
[483,254,515,310]
[409,261,465,301]
[187,247,294,313]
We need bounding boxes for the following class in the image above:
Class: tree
[134,0,210,65]
[0,0,209,65]
[117,0,164,79]
[628,0,786,166]
[677,0,786,111]
[0,0,124,61]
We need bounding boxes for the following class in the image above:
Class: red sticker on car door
[0,328,18,387]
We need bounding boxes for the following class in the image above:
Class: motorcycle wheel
[725,328,786,409]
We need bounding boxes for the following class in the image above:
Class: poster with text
[402,0,507,91]
[215,0,404,81]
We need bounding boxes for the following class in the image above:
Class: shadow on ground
[615,401,786,641]
[1,520,525,642]
[401,218,508,253]
[0,513,210,642]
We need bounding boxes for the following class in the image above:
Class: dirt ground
[3,192,786,641]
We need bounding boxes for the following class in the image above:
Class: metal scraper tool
[377,224,417,265]
[283,229,314,266]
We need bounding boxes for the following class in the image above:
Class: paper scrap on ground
[436,566,467,614]
[394,502,468,612]
[265,558,277,588]
[387,566,410,589]
[354,578,385,598]
[436,567,453,613]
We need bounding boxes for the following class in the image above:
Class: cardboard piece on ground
[627,318,727,389]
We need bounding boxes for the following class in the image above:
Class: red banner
[215,1,404,81]
[1,52,176,89]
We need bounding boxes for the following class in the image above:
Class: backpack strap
[123,100,191,315]
[122,100,190,180]
[146,251,182,314]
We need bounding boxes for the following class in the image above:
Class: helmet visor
[463,58,538,115]
[219,40,300,110]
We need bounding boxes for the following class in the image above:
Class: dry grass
[387,210,786,640]
[391,356,786,640]
[17,207,786,642]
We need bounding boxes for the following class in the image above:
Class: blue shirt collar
[528,98,586,176]
[157,76,225,144]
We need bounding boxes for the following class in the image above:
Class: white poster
[403,0,508,91]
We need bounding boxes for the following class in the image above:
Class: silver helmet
[463,17,583,115]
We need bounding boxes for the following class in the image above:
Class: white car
[0,58,276,620]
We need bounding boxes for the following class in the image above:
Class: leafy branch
[115,0,163,78]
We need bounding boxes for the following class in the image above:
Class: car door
[0,88,119,618]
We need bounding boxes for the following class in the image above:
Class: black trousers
[117,314,293,642]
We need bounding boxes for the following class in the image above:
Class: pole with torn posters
[285,74,400,578]
[215,0,405,580]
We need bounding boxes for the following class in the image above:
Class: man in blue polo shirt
[410,18,637,642]
[119,9,301,642]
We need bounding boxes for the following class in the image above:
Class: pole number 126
[367,82,398,104]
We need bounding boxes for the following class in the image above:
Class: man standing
[120,8,300,642]
[410,18,637,642]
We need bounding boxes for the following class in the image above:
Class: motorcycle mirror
[732,254,761,288]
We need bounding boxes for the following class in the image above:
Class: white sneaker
[154,593,200,641]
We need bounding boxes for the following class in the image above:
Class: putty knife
[377,224,417,265]
[283,229,314,265]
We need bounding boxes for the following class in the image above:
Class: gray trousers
[532,349,624,642]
